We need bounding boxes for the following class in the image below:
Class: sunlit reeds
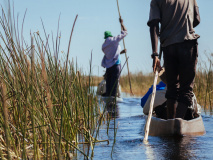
[119,55,213,111]
[194,52,213,111]
[0,6,107,159]
[120,72,155,96]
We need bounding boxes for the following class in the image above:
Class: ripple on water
[91,92,213,160]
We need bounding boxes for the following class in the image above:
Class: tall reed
[0,6,107,159]
[194,53,213,111]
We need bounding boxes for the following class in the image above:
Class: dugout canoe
[145,115,206,136]
[100,96,123,103]
[96,80,122,98]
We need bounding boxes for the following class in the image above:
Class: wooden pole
[143,70,159,142]
[143,46,162,142]
[116,0,134,95]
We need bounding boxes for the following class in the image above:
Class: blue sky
[1,0,213,76]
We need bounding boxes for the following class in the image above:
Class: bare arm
[119,18,127,31]
[150,20,159,54]
[149,20,161,72]
[114,18,128,42]
[120,49,127,54]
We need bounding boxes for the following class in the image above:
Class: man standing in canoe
[101,18,127,97]
[147,0,200,119]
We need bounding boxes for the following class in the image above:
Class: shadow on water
[144,136,205,160]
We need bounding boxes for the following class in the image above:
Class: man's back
[148,0,200,47]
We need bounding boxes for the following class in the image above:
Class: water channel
[78,90,213,160]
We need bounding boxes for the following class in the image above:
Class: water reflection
[144,136,199,160]
[106,103,120,119]
[92,86,213,159]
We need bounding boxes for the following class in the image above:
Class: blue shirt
[115,54,121,65]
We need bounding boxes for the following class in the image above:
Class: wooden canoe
[145,115,206,136]
[100,96,123,103]
[96,80,122,97]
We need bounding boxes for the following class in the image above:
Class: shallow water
[78,90,213,160]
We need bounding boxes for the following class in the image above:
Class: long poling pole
[116,0,134,95]
[143,46,162,142]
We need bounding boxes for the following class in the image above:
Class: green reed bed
[0,8,108,159]
[194,53,213,111]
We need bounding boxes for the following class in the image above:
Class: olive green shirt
[148,0,200,47]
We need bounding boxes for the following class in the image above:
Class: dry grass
[87,76,104,87]
[91,72,158,96]
[119,54,213,110]
[92,53,213,110]
[119,72,157,96]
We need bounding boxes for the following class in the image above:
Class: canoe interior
[145,115,206,137]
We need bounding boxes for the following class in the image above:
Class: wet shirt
[101,31,127,68]
[147,0,200,47]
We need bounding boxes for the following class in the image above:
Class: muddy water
[78,90,213,159]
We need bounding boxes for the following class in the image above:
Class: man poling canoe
[148,0,201,119]
[101,18,128,97]
[141,74,201,120]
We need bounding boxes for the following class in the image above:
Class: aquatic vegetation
[194,52,213,111]
[0,6,108,159]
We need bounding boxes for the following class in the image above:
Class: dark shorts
[163,40,198,106]
[105,64,121,97]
